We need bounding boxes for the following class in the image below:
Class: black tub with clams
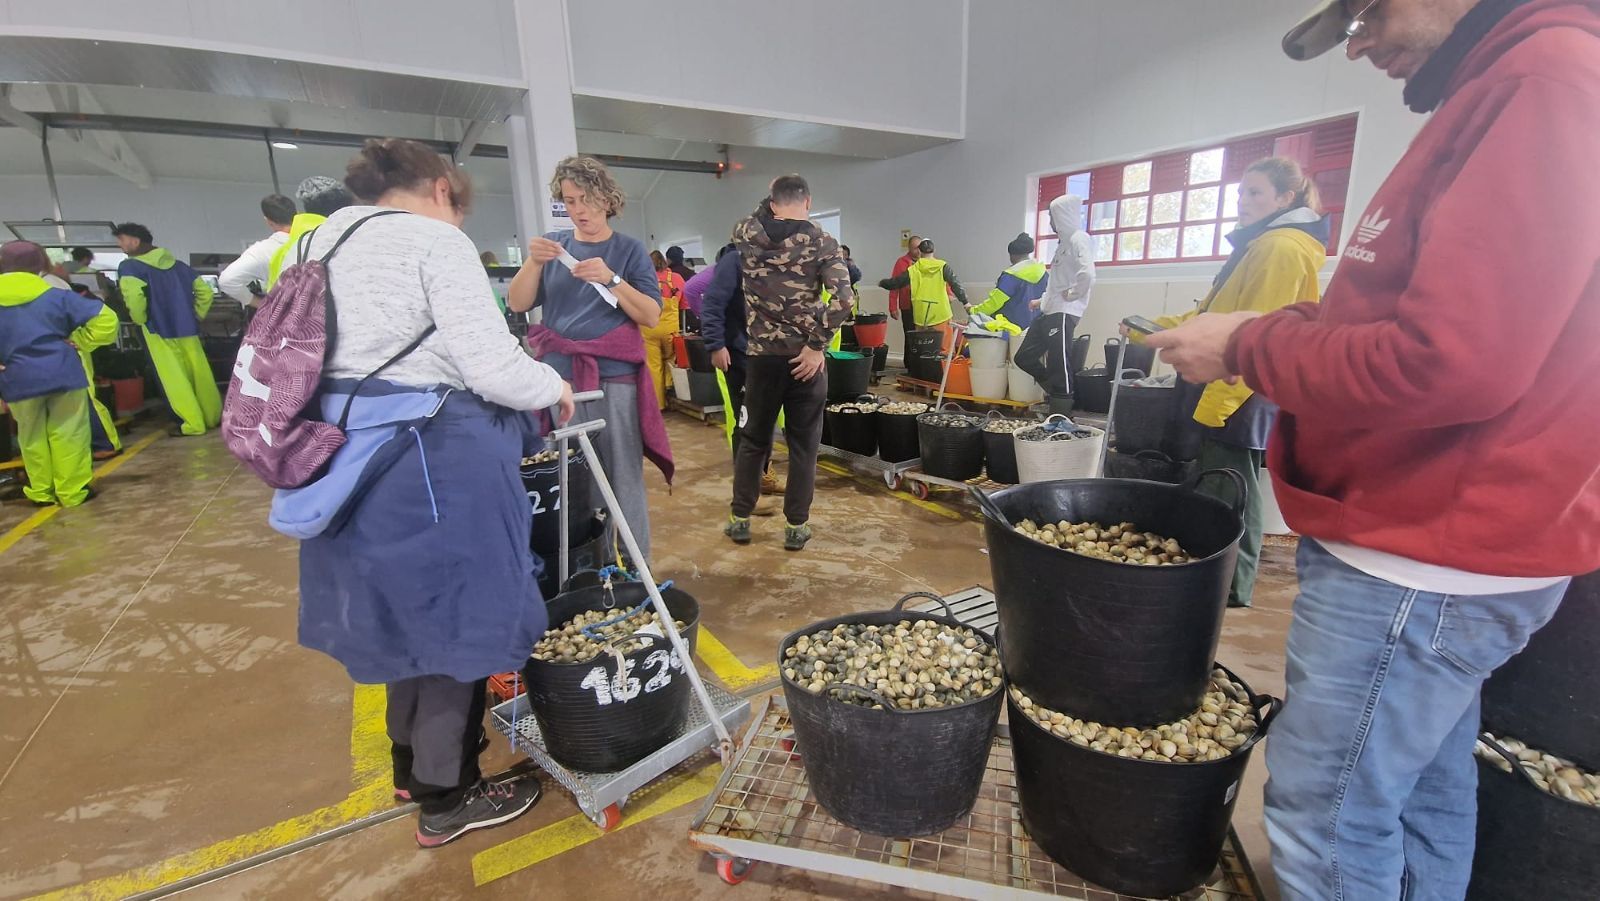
[779,593,1004,837]
[522,581,701,773]
[982,470,1246,726]
[1009,663,1281,898]
[1468,734,1600,900]
[917,404,985,481]
[875,402,926,463]
[824,395,880,457]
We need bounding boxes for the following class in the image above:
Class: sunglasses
[1344,0,1382,39]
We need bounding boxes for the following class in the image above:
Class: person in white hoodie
[217,194,295,305]
[1013,195,1095,401]
[1035,194,1096,330]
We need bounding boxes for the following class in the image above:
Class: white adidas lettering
[1344,207,1391,264]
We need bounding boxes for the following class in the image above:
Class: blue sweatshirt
[699,251,747,354]
[0,272,118,402]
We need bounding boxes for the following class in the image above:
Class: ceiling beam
[454,119,489,165]
[0,89,152,188]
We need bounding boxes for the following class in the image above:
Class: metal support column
[40,128,66,242]
[265,135,282,195]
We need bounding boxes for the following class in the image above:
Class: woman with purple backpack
[276,139,574,848]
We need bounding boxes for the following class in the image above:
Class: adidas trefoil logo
[1354,208,1391,245]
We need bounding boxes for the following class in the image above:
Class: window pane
[1189,148,1224,185]
[1067,172,1092,199]
[1119,196,1149,228]
[1149,228,1179,260]
[1117,231,1146,261]
[1151,191,1182,225]
[1037,209,1054,238]
[1122,161,1152,195]
[1092,233,1114,262]
[1035,238,1058,264]
[1219,229,1236,255]
[1182,224,1217,258]
[1185,186,1220,222]
[1222,183,1241,221]
[1090,201,1118,231]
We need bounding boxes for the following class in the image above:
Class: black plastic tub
[981,415,1025,485]
[1110,382,1179,456]
[682,335,714,372]
[982,472,1245,725]
[535,515,607,600]
[522,582,701,773]
[1074,369,1113,413]
[876,408,923,463]
[906,330,945,383]
[917,408,985,481]
[1103,449,1196,485]
[1010,665,1280,898]
[522,450,596,556]
[825,351,873,401]
[1104,338,1155,375]
[780,593,1004,837]
[1482,571,1600,771]
[825,397,879,457]
[1468,735,1600,900]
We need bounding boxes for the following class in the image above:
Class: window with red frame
[1033,114,1357,267]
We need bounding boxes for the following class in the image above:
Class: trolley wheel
[716,856,755,885]
[590,803,622,831]
[883,470,899,489]
[910,480,931,500]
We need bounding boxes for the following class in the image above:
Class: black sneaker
[415,778,541,848]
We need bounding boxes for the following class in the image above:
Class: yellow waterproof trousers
[144,331,221,435]
[12,390,93,506]
[639,321,678,410]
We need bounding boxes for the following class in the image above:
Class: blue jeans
[1264,539,1567,901]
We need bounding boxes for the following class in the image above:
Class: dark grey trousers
[386,675,488,813]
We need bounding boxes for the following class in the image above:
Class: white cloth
[217,231,289,303]
[1039,194,1095,319]
[1321,541,1568,596]
[298,206,565,413]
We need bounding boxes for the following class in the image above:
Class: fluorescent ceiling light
[270,140,299,150]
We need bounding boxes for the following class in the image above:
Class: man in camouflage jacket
[724,174,853,551]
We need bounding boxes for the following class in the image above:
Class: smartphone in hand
[1121,315,1166,336]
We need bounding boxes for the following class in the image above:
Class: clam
[1012,519,1192,565]
[531,607,687,665]
[782,618,1002,709]
[1476,732,1600,809]
[1009,668,1260,764]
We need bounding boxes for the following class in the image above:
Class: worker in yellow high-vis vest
[877,237,968,355]
[266,176,357,290]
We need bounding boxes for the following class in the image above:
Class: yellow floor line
[695,628,778,691]
[0,429,164,557]
[472,766,720,886]
[815,459,963,521]
[28,686,391,901]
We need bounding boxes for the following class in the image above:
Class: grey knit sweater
[299,206,563,412]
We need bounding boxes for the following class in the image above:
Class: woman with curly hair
[508,155,673,564]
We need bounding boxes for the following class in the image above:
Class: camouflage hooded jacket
[733,203,854,357]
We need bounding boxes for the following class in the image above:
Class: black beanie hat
[1007,233,1035,256]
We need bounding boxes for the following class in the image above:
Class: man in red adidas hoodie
[1148,1,1600,898]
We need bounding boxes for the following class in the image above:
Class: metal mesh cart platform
[492,682,750,831]
[690,696,1263,899]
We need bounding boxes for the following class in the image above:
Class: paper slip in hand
[557,249,620,308]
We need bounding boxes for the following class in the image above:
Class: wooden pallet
[668,397,726,425]
[893,375,1036,409]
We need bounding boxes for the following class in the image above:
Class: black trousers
[387,675,488,813]
[732,354,827,524]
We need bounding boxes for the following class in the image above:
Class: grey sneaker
[784,522,813,551]
[415,778,541,848]
[725,515,752,545]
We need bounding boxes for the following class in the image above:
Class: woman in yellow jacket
[642,250,684,410]
[1129,157,1327,607]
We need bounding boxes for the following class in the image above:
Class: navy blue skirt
[298,391,547,684]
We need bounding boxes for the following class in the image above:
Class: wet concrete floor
[0,406,1297,900]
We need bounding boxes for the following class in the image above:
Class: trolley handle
[891,590,959,621]
[572,389,605,404]
[823,682,900,712]
[967,485,1011,527]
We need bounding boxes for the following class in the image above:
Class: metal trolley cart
[490,391,750,830]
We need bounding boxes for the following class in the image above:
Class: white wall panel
[637,0,1424,360]
[0,0,524,83]
[566,0,965,137]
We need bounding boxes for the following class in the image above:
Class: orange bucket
[944,356,973,396]
[672,335,691,369]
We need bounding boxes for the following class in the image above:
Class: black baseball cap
[1283,0,1355,60]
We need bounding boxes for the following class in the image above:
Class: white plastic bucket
[968,334,1009,369]
[1014,415,1105,482]
[670,367,691,403]
[970,366,1009,400]
[1008,365,1045,404]
[1008,329,1029,362]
